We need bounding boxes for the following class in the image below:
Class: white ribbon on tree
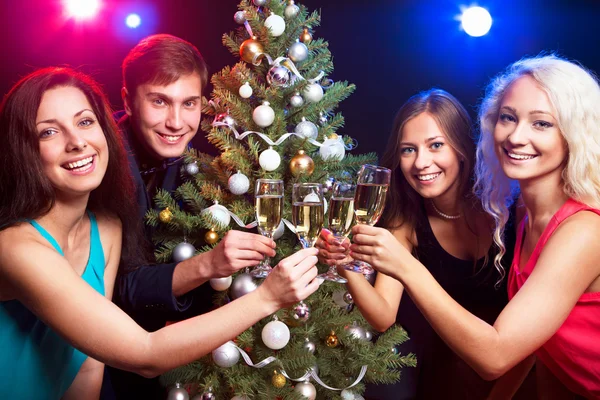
[204,203,297,234]
[231,343,368,391]
[212,120,356,151]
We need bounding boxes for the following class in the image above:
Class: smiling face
[36,86,109,198]
[494,75,567,183]
[399,112,462,201]
[124,72,202,160]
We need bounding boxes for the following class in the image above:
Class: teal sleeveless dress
[0,211,106,399]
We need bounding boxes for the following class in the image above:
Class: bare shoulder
[0,224,59,299]
[0,224,52,263]
[556,210,600,239]
[93,212,122,241]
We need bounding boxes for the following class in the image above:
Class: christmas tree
[147,0,415,398]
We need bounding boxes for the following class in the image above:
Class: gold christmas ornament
[205,229,219,245]
[328,133,339,140]
[240,36,265,65]
[300,27,312,43]
[289,149,315,177]
[326,331,339,348]
[271,371,287,388]
[159,207,173,223]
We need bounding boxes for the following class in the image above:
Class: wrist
[254,285,282,315]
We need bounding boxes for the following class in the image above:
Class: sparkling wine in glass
[292,183,324,249]
[346,164,391,274]
[318,182,356,283]
[251,179,284,278]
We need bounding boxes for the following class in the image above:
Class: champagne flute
[318,182,356,283]
[292,183,324,249]
[345,164,391,274]
[251,179,284,278]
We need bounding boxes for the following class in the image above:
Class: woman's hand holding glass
[345,164,391,274]
[316,182,356,283]
[251,179,284,278]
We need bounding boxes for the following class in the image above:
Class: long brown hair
[379,88,476,231]
[0,67,147,270]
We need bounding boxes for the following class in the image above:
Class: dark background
[1,0,599,157]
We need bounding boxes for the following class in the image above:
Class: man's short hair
[122,34,208,95]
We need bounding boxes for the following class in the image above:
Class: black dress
[364,208,515,400]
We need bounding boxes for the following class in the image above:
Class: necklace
[430,200,462,220]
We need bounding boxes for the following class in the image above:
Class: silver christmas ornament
[303,83,324,103]
[343,291,353,304]
[230,273,258,299]
[292,301,310,323]
[212,341,240,368]
[290,92,304,107]
[253,0,267,6]
[172,242,195,263]
[185,162,199,175]
[303,337,316,354]
[319,136,345,161]
[267,65,291,87]
[332,289,350,308]
[284,1,299,18]
[346,322,367,341]
[288,41,309,63]
[201,388,215,400]
[294,381,317,400]
[228,171,250,195]
[168,383,189,400]
[234,10,246,24]
[365,330,373,341]
[318,112,328,125]
[294,117,318,140]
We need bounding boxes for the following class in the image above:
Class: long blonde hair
[474,54,600,279]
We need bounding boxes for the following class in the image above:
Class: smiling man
[107,34,277,399]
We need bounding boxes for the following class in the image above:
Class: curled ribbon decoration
[203,203,297,234]
[281,365,368,391]
[229,342,368,392]
[212,120,356,151]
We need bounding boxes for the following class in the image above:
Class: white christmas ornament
[272,220,285,240]
[341,389,365,400]
[304,192,327,214]
[252,101,275,128]
[259,147,281,171]
[168,383,190,400]
[228,171,250,195]
[264,13,285,36]
[319,136,346,161]
[239,82,253,98]
[211,341,240,368]
[303,83,324,103]
[203,203,231,227]
[261,320,290,349]
[294,117,318,140]
[209,276,232,291]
